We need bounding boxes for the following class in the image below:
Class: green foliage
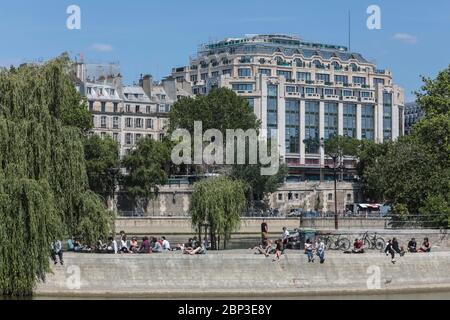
[0,56,112,296]
[84,135,120,199]
[169,87,259,135]
[121,137,170,210]
[416,65,450,116]
[190,176,246,249]
[324,135,360,158]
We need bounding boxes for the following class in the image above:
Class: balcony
[361,97,376,103]
[286,92,301,97]
[353,83,363,88]
[316,80,325,85]
[305,93,321,99]
[343,96,358,102]
[324,94,340,101]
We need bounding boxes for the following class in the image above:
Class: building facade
[75,63,191,157]
[404,102,425,135]
[172,34,405,181]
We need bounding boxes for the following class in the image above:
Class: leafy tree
[190,176,246,249]
[84,134,120,200]
[121,137,171,211]
[0,56,112,296]
[323,135,360,159]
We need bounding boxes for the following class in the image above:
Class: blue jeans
[306,249,314,261]
[317,250,325,263]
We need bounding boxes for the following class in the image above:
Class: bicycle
[361,231,385,251]
[323,234,351,251]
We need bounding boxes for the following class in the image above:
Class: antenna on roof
[348,10,351,51]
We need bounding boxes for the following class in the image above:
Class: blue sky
[0,0,449,102]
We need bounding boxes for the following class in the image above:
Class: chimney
[140,74,153,97]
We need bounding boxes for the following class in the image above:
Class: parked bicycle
[323,234,351,251]
[361,231,385,251]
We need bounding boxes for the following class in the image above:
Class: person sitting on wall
[129,237,139,253]
[352,238,365,254]
[107,236,118,254]
[152,237,163,253]
[119,233,131,254]
[161,236,171,251]
[418,237,431,253]
[407,238,417,253]
[188,242,207,255]
[138,236,151,254]
[392,237,405,257]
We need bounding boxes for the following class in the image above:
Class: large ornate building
[172,34,405,182]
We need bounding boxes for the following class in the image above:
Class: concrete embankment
[36,251,450,298]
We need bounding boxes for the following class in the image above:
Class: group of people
[252,220,286,262]
[385,237,431,264]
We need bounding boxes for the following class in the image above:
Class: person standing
[305,238,315,263]
[281,227,290,250]
[385,239,396,264]
[315,238,326,264]
[261,218,268,242]
[51,240,64,265]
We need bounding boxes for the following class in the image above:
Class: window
[110,89,115,95]
[223,69,231,75]
[343,90,353,97]
[361,105,375,140]
[190,75,198,82]
[277,70,292,80]
[324,103,338,139]
[135,118,143,128]
[328,194,333,201]
[125,118,132,128]
[335,75,348,84]
[347,194,352,201]
[113,133,119,142]
[89,101,94,111]
[297,72,311,81]
[113,116,119,129]
[286,86,296,93]
[125,133,133,145]
[201,73,208,81]
[135,105,140,113]
[267,85,278,137]
[374,78,385,86]
[383,92,392,140]
[343,104,357,138]
[305,101,320,154]
[146,118,153,129]
[353,76,366,85]
[238,68,251,77]
[305,87,315,94]
[86,87,92,95]
[232,83,253,91]
[135,133,142,142]
[245,98,254,111]
[146,105,151,113]
[278,193,283,201]
[100,132,106,139]
[324,88,334,95]
[285,100,300,154]
[361,92,371,98]
[113,103,118,113]
[211,71,219,77]
[316,73,330,82]
[101,102,106,113]
[126,105,131,113]
[259,68,271,76]
[100,116,107,128]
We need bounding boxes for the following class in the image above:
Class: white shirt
[282,230,290,240]
[162,239,170,251]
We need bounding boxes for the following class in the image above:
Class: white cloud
[392,33,418,44]
[90,43,114,52]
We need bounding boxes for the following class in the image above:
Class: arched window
[332,61,341,70]
[349,63,359,72]
[313,59,323,68]
[294,58,303,67]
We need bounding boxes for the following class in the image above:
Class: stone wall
[36,251,450,298]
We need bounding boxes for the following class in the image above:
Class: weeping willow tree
[0,55,113,297]
[190,177,246,250]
